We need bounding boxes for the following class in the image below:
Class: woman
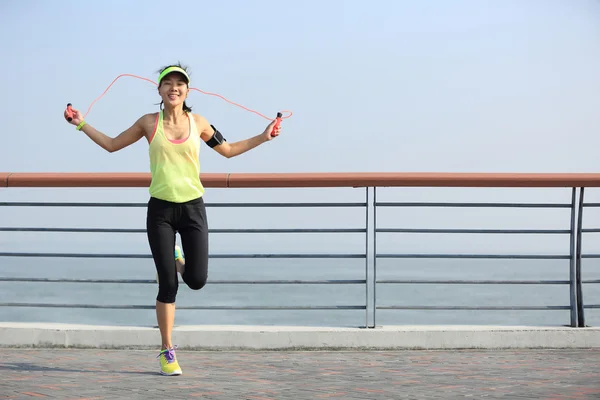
[64,64,282,376]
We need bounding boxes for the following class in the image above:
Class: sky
[1,0,600,255]
[1,0,599,175]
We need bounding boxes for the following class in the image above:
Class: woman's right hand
[64,106,84,126]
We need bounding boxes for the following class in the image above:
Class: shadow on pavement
[0,362,158,376]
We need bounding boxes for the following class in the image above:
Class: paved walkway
[1,348,599,399]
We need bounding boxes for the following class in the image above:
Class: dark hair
[157,62,192,113]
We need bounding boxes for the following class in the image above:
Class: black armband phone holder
[205,125,226,148]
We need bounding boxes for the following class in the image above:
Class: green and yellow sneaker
[174,245,185,276]
[174,245,183,261]
[157,346,182,376]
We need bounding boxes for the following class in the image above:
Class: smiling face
[158,72,190,109]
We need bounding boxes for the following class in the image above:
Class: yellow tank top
[148,110,205,203]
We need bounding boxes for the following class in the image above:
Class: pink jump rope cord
[65,73,291,136]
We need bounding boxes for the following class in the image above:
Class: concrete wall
[2,323,599,350]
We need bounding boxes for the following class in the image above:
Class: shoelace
[157,345,178,363]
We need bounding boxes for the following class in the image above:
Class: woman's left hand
[262,118,282,141]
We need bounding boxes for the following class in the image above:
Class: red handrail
[3,172,600,188]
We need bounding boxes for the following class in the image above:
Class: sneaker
[174,245,183,261]
[174,245,185,276]
[157,346,182,376]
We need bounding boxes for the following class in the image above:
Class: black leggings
[146,196,209,303]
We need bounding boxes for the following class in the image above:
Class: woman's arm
[64,107,148,153]
[193,114,281,158]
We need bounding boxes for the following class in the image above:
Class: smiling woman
[62,62,283,376]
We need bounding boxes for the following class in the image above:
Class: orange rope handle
[81,73,292,121]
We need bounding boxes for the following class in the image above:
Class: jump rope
[64,73,292,136]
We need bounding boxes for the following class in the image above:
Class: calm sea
[1,256,598,328]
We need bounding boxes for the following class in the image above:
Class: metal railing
[1,172,599,328]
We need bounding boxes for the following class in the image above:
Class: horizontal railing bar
[0,227,144,233]
[376,228,570,234]
[0,252,366,259]
[581,229,600,233]
[212,203,367,208]
[3,278,579,285]
[376,306,570,310]
[376,254,569,259]
[581,255,600,259]
[376,280,570,284]
[5,171,600,188]
[0,252,154,258]
[375,202,571,208]
[0,201,570,208]
[582,203,600,207]
[0,202,147,207]
[583,280,600,284]
[3,253,571,260]
[0,278,366,284]
[3,228,576,235]
[0,227,366,234]
[0,202,365,208]
[584,305,600,309]
[0,303,366,310]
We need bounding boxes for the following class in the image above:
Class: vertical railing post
[364,186,369,328]
[569,187,578,327]
[576,187,586,327]
[372,186,377,328]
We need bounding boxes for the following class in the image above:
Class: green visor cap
[158,66,190,84]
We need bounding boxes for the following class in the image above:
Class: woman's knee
[187,276,207,291]
[185,271,207,290]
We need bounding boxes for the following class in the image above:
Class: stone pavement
[1,349,600,399]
